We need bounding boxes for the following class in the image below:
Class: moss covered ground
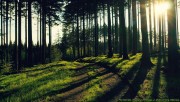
[0,53,179,102]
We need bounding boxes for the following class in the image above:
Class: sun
[156,2,170,14]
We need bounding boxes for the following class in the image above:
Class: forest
[0,0,180,101]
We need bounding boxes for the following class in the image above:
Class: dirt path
[42,61,144,102]
[42,64,122,102]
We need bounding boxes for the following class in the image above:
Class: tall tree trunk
[167,0,178,71]
[94,4,98,57]
[0,0,3,64]
[9,7,12,44]
[159,17,162,52]
[72,22,76,58]
[76,14,80,58]
[42,2,46,63]
[28,0,32,66]
[25,2,28,66]
[111,5,115,51]
[119,6,123,57]
[139,0,152,67]
[114,4,119,53]
[107,3,113,58]
[83,10,86,57]
[128,0,133,53]
[99,10,102,54]
[153,0,157,51]
[103,4,106,55]
[48,14,51,62]
[1,0,3,46]
[149,0,153,53]
[3,12,5,47]
[120,0,129,59]
[88,13,92,56]
[40,4,42,63]
[6,0,9,62]
[162,13,165,52]
[132,0,137,55]
[18,0,22,70]
[15,0,18,70]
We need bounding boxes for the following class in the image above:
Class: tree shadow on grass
[23,63,96,78]
[0,88,19,101]
[121,62,150,99]
[58,73,116,102]
[30,68,110,101]
[151,53,162,99]
[164,63,180,98]
[97,61,141,102]
[0,65,110,101]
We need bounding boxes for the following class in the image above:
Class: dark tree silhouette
[119,0,129,59]
[132,0,137,55]
[107,2,113,58]
[28,0,33,67]
[18,0,22,70]
[167,0,179,72]
[139,0,153,67]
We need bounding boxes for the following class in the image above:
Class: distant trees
[61,0,179,69]
[0,0,62,72]
[0,0,179,72]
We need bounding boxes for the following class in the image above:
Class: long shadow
[59,73,116,102]
[151,54,161,99]
[23,63,96,77]
[97,62,141,102]
[73,65,100,77]
[0,88,19,101]
[96,58,124,73]
[0,65,109,101]
[164,59,180,98]
[121,64,150,99]
[0,69,74,101]
[30,68,110,101]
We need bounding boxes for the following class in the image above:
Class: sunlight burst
[156,2,170,14]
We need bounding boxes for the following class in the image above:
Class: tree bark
[6,0,9,62]
[139,0,153,67]
[42,2,46,64]
[114,4,119,53]
[119,6,122,57]
[103,4,106,55]
[167,0,179,71]
[149,0,153,53]
[76,14,80,58]
[94,4,98,57]
[120,0,129,59]
[107,3,113,58]
[132,0,137,55]
[48,14,51,62]
[15,0,18,71]
[28,0,32,66]
[153,0,157,51]
[83,9,86,57]
[18,0,22,70]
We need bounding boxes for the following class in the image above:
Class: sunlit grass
[2,53,176,101]
[0,61,87,102]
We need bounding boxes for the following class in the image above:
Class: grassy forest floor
[0,53,180,102]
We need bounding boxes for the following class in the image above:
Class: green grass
[0,61,88,102]
[1,53,178,101]
[78,53,142,101]
[136,55,180,99]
